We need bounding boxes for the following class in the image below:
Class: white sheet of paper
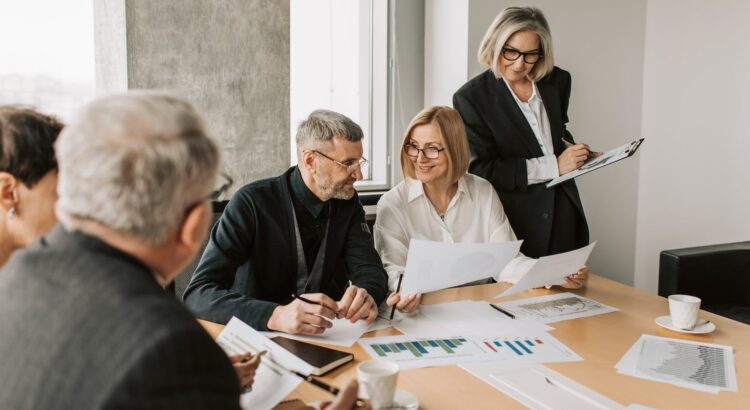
[461,363,625,410]
[262,318,370,347]
[216,317,314,410]
[359,330,580,370]
[400,239,522,296]
[546,138,643,188]
[496,242,596,298]
[497,292,618,323]
[394,300,553,337]
[615,334,736,393]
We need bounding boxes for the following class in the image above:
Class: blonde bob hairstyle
[400,106,469,185]
[478,6,554,81]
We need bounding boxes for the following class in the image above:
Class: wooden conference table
[199,275,749,409]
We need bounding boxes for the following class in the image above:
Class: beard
[317,175,357,200]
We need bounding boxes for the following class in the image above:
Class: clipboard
[546,137,644,188]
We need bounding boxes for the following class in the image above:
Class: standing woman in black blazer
[453,7,596,288]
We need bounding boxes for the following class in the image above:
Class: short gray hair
[478,6,555,82]
[295,109,363,154]
[55,92,220,245]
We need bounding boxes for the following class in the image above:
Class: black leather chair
[659,241,750,324]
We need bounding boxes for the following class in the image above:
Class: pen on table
[263,352,366,406]
[389,273,404,322]
[489,303,516,319]
[240,349,267,363]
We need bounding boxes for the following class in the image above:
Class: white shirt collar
[404,176,473,204]
[502,77,540,105]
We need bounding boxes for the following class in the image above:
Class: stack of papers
[496,292,618,324]
[615,334,737,393]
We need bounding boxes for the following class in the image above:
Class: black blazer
[453,67,588,257]
[183,166,388,330]
[0,226,240,409]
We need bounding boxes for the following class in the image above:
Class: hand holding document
[496,242,596,298]
[217,317,315,410]
[547,138,644,188]
[400,239,522,296]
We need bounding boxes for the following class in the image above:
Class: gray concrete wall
[96,0,290,192]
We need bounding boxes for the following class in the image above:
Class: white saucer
[655,315,715,334]
[388,389,419,409]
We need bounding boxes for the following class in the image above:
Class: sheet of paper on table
[496,242,596,298]
[460,363,625,409]
[360,330,580,370]
[217,317,314,410]
[615,334,737,394]
[393,300,553,337]
[400,239,522,296]
[262,318,370,347]
[497,292,618,324]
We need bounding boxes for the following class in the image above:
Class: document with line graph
[497,292,618,324]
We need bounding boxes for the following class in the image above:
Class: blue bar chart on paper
[477,334,581,362]
[370,337,471,358]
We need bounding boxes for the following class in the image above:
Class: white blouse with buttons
[374,174,536,291]
[502,77,559,184]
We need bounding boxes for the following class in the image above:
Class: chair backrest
[659,241,750,306]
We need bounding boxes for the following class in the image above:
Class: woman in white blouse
[375,106,587,314]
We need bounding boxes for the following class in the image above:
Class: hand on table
[267,293,339,335]
[230,351,263,393]
[386,292,421,314]
[337,285,378,325]
[321,379,371,410]
[561,265,589,289]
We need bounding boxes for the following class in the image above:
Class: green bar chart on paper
[360,335,488,369]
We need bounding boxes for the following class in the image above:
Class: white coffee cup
[668,294,701,329]
[357,360,399,409]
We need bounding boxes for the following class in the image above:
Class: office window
[0,1,95,120]
[290,0,389,190]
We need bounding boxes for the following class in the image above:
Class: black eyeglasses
[184,172,234,216]
[308,150,368,174]
[404,144,445,160]
[502,47,543,64]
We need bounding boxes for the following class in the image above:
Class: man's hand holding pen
[267,293,340,335]
[558,137,602,175]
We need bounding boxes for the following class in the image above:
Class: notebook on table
[271,336,354,376]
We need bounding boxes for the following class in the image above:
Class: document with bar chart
[360,332,581,369]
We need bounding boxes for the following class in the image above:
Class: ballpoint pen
[389,273,404,322]
[292,293,343,318]
[561,136,596,158]
[489,303,516,319]
[262,351,366,406]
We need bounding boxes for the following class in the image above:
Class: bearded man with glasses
[184,109,387,336]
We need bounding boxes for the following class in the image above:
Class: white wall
[424,0,468,106]
[462,0,648,286]
[634,0,750,291]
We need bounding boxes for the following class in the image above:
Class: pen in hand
[291,294,340,318]
[389,273,404,322]
[561,137,596,159]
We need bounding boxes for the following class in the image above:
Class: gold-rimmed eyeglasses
[309,150,368,174]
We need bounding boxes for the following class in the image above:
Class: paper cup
[668,294,701,329]
[357,360,399,409]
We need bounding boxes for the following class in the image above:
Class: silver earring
[6,208,15,220]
